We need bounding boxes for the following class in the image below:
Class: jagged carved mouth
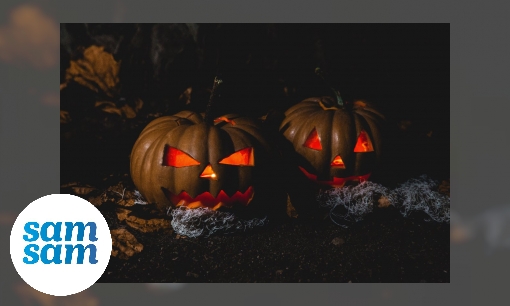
[298,166,371,188]
[162,186,255,210]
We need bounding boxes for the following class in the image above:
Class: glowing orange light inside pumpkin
[214,117,236,125]
[163,146,200,167]
[303,128,322,150]
[163,186,255,209]
[331,155,346,168]
[200,164,217,180]
[354,130,374,152]
[219,147,254,166]
[298,166,371,188]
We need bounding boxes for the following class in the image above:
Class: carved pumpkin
[279,96,384,188]
[130,110,273,212]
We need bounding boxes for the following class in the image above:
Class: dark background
[59,23,450,188]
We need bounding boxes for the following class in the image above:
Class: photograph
[59,23,450,283]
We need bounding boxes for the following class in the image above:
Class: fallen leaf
[71,186,96,195]
[286,194,298,218]
[179,87,192,105]
[95,101,122,116]
[120,104,136,119]
[116,208,171,233]
[60,182,80,188]
[88,193,107,207]
[111,228,143,260]
[331,237,345,246]
[377,196,392,208]
[60,110,71,124]
[438,179,450,197]
[64,45,120,97]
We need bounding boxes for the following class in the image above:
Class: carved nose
[200,164,217,180]
[331,155,346,169]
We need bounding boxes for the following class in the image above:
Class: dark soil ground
[99,208,449,283]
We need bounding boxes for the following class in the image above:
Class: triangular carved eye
[163,146,200,167]
[219,147,255,166]
[354,130,374,152]
[331,155,346,168]
[303,128,322,150]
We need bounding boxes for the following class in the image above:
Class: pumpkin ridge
[356,107,385,120]
[283,104,319,120]
[319,109,335,178]
[226,124,269,151]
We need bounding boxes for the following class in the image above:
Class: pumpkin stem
[204,76,223,125]
[315,67,344,107]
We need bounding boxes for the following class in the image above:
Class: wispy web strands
[170,207,267,238]
[318,175,450,227]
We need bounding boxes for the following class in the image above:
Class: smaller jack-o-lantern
[279,68,385,188]
[130,110,273,213]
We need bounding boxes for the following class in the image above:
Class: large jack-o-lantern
[130,110,273,212]
[279,69,385,188]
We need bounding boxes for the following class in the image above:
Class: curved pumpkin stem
[315,67,344,107]
[204,76,223,125]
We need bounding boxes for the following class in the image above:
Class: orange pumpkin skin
[130,110,273,212]
[279,97,385,187]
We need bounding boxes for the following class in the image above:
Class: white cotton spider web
[133,190,149,205]
[170,207,267,238]
[318,181,390,228]
[387,175,450,223]
[317,175,450,227]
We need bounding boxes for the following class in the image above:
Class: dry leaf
[60,110,71,124]
[94,99,143,119]
[331,237,345,246]
[15,283,98,306]
[88,193,107,207]
[95,101,122,116]
[179,87,192,105]
[111,228,143,259]
[117,208,171,233]
[120,104,136,119]
[286,194,298,218]
[377,196,392,208]
[64,45,120,97]
[71,186,96,195]
[60,182,80,188]
[438,180,450,197]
